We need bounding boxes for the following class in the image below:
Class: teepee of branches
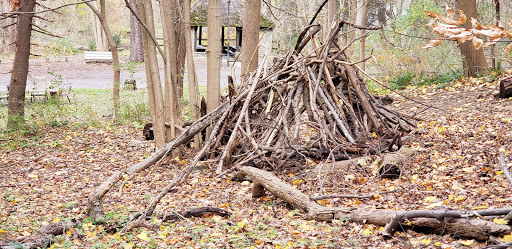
[86,20,415,219]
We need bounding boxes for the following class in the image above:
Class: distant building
[190,0,275,58]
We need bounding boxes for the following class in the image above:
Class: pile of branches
[206,22,414,172]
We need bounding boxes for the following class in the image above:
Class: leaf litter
[1,75,512,248]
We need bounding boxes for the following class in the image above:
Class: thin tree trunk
[328,0,337,28]
[175,0,186,100]
[142,0,166,148]
[86,0,121,120]
[90,2,109,52]
[206,0,222,134]
[455,0,488,77]
[129,0,144,62]
[160,0,180,141]
[184,0,202,149]
[7,0,36,128]
[357,0,370,71]
[136,0,156,125]
[491,0,500,69]
[241,0,261,81]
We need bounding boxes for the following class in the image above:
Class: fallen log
[309,146,416,177]
[499,75,512,98]
[239,166,512,240]
[2,220,78,249]
[162,207,232,221]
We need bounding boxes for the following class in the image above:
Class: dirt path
[0,54,241,91]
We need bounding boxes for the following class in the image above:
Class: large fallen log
[239,166,512,240]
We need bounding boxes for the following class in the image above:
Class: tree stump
[499,76,512,98]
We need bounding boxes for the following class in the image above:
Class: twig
[499,152,512,186]
[1,0,96,16]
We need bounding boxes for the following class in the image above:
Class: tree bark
[90,2,109,52]
[142,0,166,148]
[7,12,16,53]
[499,75,512,98]
[160,0,180,141]
[7,0,36,128]
[327,0,337,28]
[86,0,121,120]
[241,0,261,81]
[491,0,500,69]
[356,0,370,71]
[175,0,186,100]
[455,0,488,77]
[206,0,221,136]
[129,0,144,62]
[183,0,202,149]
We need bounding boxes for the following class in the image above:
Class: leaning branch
[122,0,165,60]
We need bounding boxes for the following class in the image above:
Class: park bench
[84,51,112,63]
[0,85,8,105]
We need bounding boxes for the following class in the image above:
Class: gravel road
[0,54,241,91]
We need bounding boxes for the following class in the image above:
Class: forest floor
[1,74,512,248]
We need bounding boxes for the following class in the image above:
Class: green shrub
[389,71,415,90]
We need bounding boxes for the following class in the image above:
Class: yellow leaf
[454,196,466,202]
[28,174,39,179]
[124,242,134,249]
[292,179,303,185]
[448,195,454,200]
[460,239,475,246]
[53,217,60,223]
[420,238,432,245]
[137,232,149,241]
[363,228,372,235]
[159,227,169,239]
[112,233,122,241]
[371,132,377,138]
[424,196,437,203]
[496,170,504,175]
[237,221,246,229]
[0,229,5,234]
[504,233,512,242]
[493,218,509,225]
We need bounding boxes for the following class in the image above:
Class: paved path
[0,54,241,91]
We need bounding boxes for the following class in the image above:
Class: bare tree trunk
[90,2,109,52]
[175,0,186,100]
[356,0,370,71]
[328,0,337,28]
[143,0,166,148]
[7,15,16,53]
[345,0,357,46]
[455,0,488,77]
[206,0,221,133]
[183,0,202,149]
[136,0,156,125]
[86,0,121,120]
[491,0,500,69]
[160,0,180,141]
[129,0,144,62]
[7,0,36,128]
[241,0,261,81]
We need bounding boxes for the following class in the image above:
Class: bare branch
[1,0,96,16]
